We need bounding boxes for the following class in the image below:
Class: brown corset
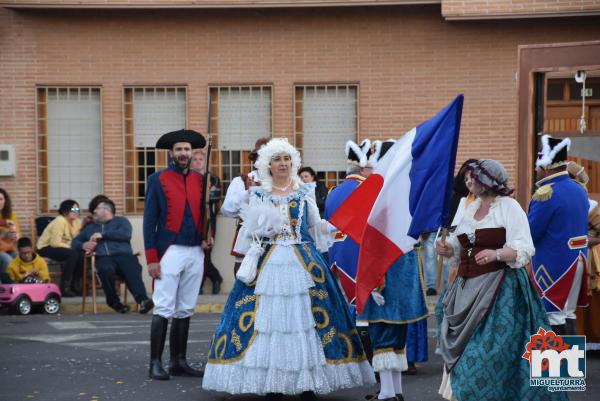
[457,227,507,279]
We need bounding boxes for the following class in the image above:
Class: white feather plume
[239,197,284,239]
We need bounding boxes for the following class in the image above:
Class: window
[124,87,187,213]
[36,87,102,212]
[209,86,272,194]
[295,84,358,188]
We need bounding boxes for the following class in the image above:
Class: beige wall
[2,5,600,238]
[442,0,600,19]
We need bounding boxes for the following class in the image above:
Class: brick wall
[1,5,600,236]
[442,0,600,19]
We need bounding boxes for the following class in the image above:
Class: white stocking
[378,369,395,399]
[392,370,403,395]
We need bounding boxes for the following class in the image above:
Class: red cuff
[145,249,159,264]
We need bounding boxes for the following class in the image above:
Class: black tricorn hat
[536,134,571,170]
[156,129,206,150]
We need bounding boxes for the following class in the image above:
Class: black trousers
[96,254,148,306]
[202,249,222,286]
[38,246,83,283]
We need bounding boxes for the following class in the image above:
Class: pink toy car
[0,283,61,315]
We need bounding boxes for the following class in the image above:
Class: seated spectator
[299,166,328,216]
[8,237,50,283]
[72,198,154,314]
[82,194,110,229]
[37,199,84,297]
[0,188,19,281]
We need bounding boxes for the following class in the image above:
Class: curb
[60,303,225,315]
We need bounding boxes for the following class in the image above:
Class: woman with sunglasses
[37,199,83,297]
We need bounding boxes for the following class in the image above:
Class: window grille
[36,87,102,212]
[209,86,272,194]
[295,84,358,188]
[123,87,187,213]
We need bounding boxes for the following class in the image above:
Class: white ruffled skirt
[202,244,375,395]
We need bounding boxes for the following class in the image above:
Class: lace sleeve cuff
[504,241,535,269]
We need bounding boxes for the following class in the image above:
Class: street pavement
[0,312,598,401]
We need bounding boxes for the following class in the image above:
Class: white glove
[371,291,385,306]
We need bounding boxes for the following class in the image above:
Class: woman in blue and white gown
[202,138,375,399]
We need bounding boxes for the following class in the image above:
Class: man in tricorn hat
[528,134,589,335]
[144,129,211,380]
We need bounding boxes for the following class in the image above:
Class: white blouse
[220,176,248,218]
[447,196,535,269]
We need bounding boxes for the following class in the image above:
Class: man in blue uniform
[326,139,428,401]
[144,129,211,380]
[529,134,589,335]
[325,139,373,309]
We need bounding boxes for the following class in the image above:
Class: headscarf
[468,159,514,197]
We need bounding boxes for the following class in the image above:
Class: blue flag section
[408,94,463,238]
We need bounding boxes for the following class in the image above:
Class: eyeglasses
[70,207,81,213]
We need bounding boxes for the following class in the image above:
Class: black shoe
[139,299,154,314]
[169,317,204,377]
[149,315,169,380]
[70,285,82,296]
[405,362,417,375]
[365,396,397,401]
[396,394,404,401]
[426,288,437,296]
[61,288,76,298]
[265,393,283,401]
[111,303,130,314]
[212,278,222,295]
[299,391,318,401]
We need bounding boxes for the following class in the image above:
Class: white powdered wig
[536,134,571,169]
[255,138,302,193]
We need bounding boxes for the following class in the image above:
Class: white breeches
[153,245,204,319]
[548,256,585,326]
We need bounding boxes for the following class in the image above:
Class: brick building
[1,1,600,291]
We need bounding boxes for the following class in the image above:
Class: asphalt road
[0,313,597,401]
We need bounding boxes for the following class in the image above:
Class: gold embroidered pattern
[239,311,255,333]
[309,262,326,283]
[310,289,329,300]
[230,329,242,352]
[312,306,330,329]
[214,334,227,359]
[289,201,298,208]
[337,332,354,359]
[293,246,326,284]
[321,327,336,347]
[235,295,256,308]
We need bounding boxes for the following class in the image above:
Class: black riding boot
[169,317,204,377]
[149,315,169,380]
[551,324,566,336]
[565,318,577,335]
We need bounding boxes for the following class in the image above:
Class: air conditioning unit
[0,144,16,176]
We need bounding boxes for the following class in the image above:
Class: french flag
[330,95,463,313]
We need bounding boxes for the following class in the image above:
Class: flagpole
[202,98,213,239]
[435,227,447,293]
